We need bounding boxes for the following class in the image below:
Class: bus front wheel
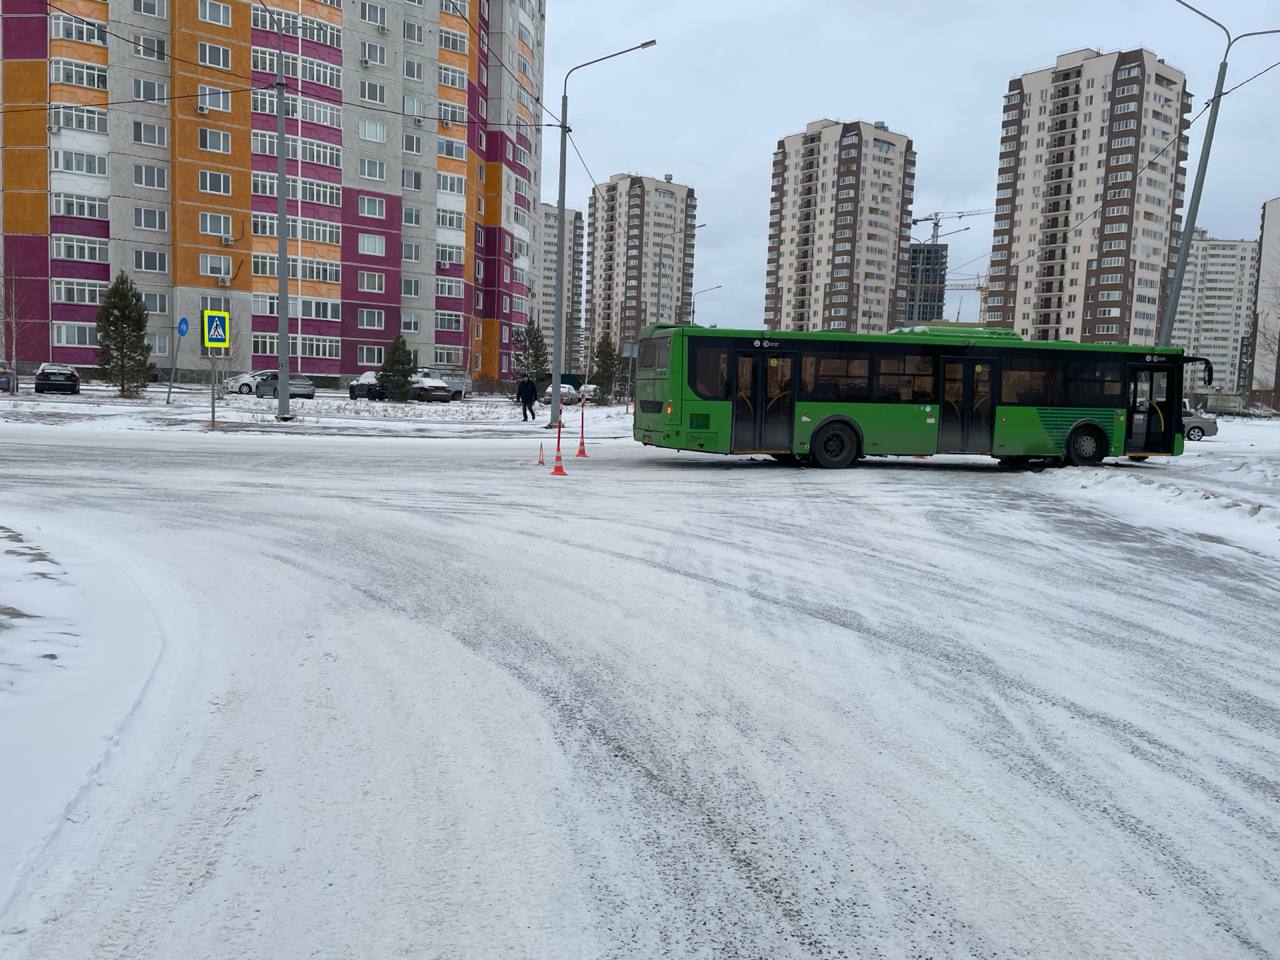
[812,423,858,469]
[1066,427,1106,467]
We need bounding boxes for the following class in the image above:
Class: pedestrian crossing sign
[202,309,230,349]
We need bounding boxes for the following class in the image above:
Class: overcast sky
[539,0,1280,329]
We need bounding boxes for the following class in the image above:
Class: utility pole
[259,1,291,419]
[548,39,656,431]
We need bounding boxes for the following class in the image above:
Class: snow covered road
[2,420,1278,958]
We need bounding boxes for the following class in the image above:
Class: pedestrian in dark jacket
[517,375,538,421]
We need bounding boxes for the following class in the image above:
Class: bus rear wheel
[811,423,858,469]
[1066,426,1106,467]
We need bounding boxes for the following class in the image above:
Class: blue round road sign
[178,316,189,337]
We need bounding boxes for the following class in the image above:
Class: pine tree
[524,320,550,383]
[378,334,416,402]
[593,333,620,401]
[95,271,151,397]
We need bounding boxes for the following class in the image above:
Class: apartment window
[52,323,98,347]
[142,291,168,314]
[359,119,386,143]
[199,170,232,195]
[133,163,168,189]
[358,195,385,218]
[435,346,462,366]
[359,1,386,26]
[360,81,386,105]
[399,276,419,298]
[134,206,168,231]
[132,0,165,17]
[439,65,467,89]
[436,244,463,265]
[358,233,385,256]
[404,19,423,43]
[200,211,232,236]
[358,345,384,366]
[435,311,463,331]
[50,104,107,134]
[200,253,231,277]
[402,170,423,191]
[436,173,465,194]
[358,271,385,293]
[52,235,109,263]
[50,14,106,45]
[403,95,423,118]
[133,34,166,60]
[196,42,229,71]
[132,121,167,148]
[198,85,231,112]
[403,205,422,227]
[52,150,108,176]
[404,58,424,82]
[401,312,421,333]
[437,209,465,230]
[403,133,423,154]
[438,138,466,160]
[438,102,466,125]
[51,279,109,305]
[439,28,467,52]
[51,193,109,218]
[199,0,230,26]
[359,158,386,181]
[134,249,168,273]
[436,278,463,298]
[402,241,421,262]
[357,308,385,329]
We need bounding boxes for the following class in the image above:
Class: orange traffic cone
[550,418,568,476]
[537,442,545,465]
[576,401,588,457]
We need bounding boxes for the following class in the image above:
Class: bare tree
[1,271,34,395]
[1248,277,1280,409]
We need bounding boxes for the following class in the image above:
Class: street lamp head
[640,39,657,48]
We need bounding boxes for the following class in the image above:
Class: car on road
[33,363,80,394]
[542,383,579,405]
[225,370,273,395]
[1182,400,1218,441]
[578,384,600,403]
[0,363,13,393]
[254,372,316,399]
[421,366,472,401]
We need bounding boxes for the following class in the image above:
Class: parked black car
[348,371,387,400]
[254,372,316,399]
[33,363,80,394]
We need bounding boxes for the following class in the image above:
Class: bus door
[1126,363,1175,453]
[731,351,795,453]
[939,358,997,454]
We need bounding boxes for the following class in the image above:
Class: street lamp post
[655,222,704,327]
[548,39,656,430]
[690,284,722,326]
[1158,1,1280,346]
[257,1,291,420]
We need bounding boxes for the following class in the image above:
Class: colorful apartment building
[0,0,544,384]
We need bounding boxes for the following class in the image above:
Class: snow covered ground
[1,409,1278,959]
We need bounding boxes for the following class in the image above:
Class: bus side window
[875,354,934,402]
[1001,358,1062,404]
[691,344,730,399]
[1065,359,1123,405]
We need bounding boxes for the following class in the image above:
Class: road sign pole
[167,315,189,404]
[209,355,216,429]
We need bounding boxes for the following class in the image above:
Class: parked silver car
[1182,400,1218,441]
[254,372,316,399]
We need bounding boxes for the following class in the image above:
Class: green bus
[633,324,1213,468]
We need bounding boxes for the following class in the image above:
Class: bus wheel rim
[1076,434,1096,458]
[824,433,845,458]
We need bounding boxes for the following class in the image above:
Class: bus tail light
[665,400,672,417]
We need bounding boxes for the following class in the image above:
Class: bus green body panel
[793,404,939,456]
[993,407,1124,458]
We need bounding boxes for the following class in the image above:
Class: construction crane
[912,209,996,244]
